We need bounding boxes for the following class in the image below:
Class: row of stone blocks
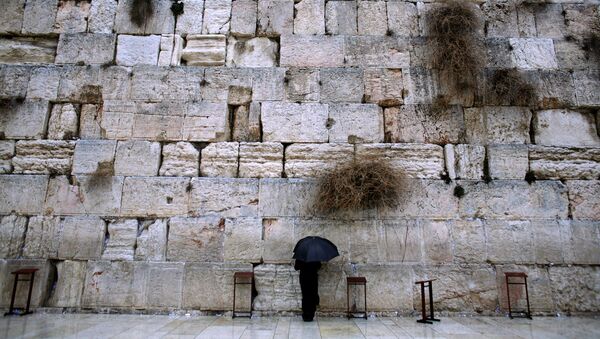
[1,0,597,39]
[0,259,598,314]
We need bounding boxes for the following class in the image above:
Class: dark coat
[294,260,321,321]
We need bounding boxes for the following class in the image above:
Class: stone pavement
[0,314,598,339]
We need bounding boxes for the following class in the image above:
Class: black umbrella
[293,236,340,263]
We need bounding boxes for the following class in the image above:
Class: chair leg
[4,274,19,316]
[524,277,532,319]
[232,280,236,318]
[23,273,35,315]
[506,275,512,319]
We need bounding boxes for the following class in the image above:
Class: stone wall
[0,0,599,315]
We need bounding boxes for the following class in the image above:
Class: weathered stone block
[328,104,384,143]
[224,218,263,262]
[345,36,410,68]
[135,219,167,261]
[100,66,132,101]
[227,37,278,67]
[168,216,224,262]
[401,67,438,105]
[285,68,319,102]
[387,1,418,37]
[0,260,51,309]
[228,85,252,106]
[239,142,283,178]
[0,0,25,34]
[534,109,600,147]
[116,35,160,66]
[451,219,486,264]
[445,144,485,180]
[202,0,231,34]
[56,33,116,65]
[45,260,87,307]
[0,215,27,259]
[189,178,259,217]
[160,142,199,177]
[294,0,325,35]
[231,0,256,37]
[0,175,47,214]
[262,218,295,263]
[549,266,600,313]
[567,181,600,221]
[26,66,59,100]
[285,143,354,178]
[378,220,422,263]
[81,261,147,308]
[422,221,453,264]
[510,38,558,69]
[560,220,600,265]
[377,180,459,219]
[114,141,161,176]
[531,70,577,109]
[325,0,356,35]
[22,216,60,259]
[121,177,190,217]
[47,103,78,140]
[529,146,600,180]
[458,181,569,220]
[481,1,518,38]
[487,144,528,180]
[320,68,363,103]
[132,114,183,141]
[532,220,563,264]
[253,68,285,101]
[464,106,532,144]
[175,0,204,34]
[146,262,184,308]
[358,0,387,36]
[54,0,90,33]
[200,142,239,177]
[257,0,293,37]
[203,68,252,101]
[280,35,344,67]
[44,175,124,216]
[181,34,226,66]
[364,68,403,107]
[0,37,57,64]
[72,140,116,175]
[12,140,75,175]
[0,141,15,174]
[384,104,464,144]
[182,101,230,142]
[231,105,251,141]
[0,99,50,140]
[114,0,174,34]
[355,144,445,179]
[486,220,534,264]
[0,65,31,98]
[573,70,600,107]
[253,264,301,311]
[355,264,415,312]
[88,0,117,33]
[259,179,319,218]
[57,216,106,260]
[102,219,138,261]
[261,102,328,142]
[22,0,58,34]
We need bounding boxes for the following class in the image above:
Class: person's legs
[300,271,317,321]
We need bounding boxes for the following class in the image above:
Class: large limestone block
[451,219,486,264]
[203,67,252,101]
[464,106,532,145]
[135,219,167,261]
[55,33,116,65]
[12,140,75,175]
[81,261,147,308]
[0,141,15,174]
[387,1,418,37]
[344,36,410,68]
[129,67,202,102]
[47,103,78,140]
[509,38,558,70]
[319,68,363,103]
[55,66,102,103]
[239,142,283,178]
[189,178,258,218]
[22,216,60,259]
[384,105,464,144]
[114,0,174,34]
[352,264,414,312]
[230,0,256,37]
[259,179,319,218]
[57,216,106,260]
[202,0,231,34]
[459,181,569,220]
[252,68,285,101]
[280,35,344,67]
[573,70,600,107]
[401,67,438,105]
[44,175,124,216]
[253,264,301,311]
[224,218,263,262]
[534,109,600,147]
[88,0,117,33]
[285,68,319,102]
[262,218,294,263]
[485,220,534,264]
[257,0,293,36]
[0,99,50,139]
[495,264,555,312]
[529,146,600,180]
[183,101,230,142]
[325,0,356,35]
[262,102,328,142]
[549,266,600,313]
[532,220,563,264]
[54,0,91,33]
[355,144,445,179]
[294,0,325,35]
[0,215,27,259]
[481,1,518,38]
[422,220,453,264]
[116,35,160,66]
[0,260,51,309]
[146,262,184,308]
[45,260,87,308]
[328,104,384,143]
[347,219,419,264]
[160,142,199,177]
[285,143,354,178]
[0,175,48,214]
[26,66,59,100]
[363,68,403,107]
[226,37,278,67]
[0,36,57,64]
[121,177,190,217]
[114,141,161,176]
[559,220,600,265]
[357,0,387,36]
[445,144,485,180]
[567,181,600,221]
[486,144,528,180]
[181,34,226,66]
[377,180,459,219]
[168,216,225,261]
[102,219,138,261]
[72,140,116,175]
[200,142,239,177]
[0,0,25,34]
[22,0,58,34]
[182,262,252,310]
[175,0,204,34]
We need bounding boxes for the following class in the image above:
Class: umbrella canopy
[292,236,340,262]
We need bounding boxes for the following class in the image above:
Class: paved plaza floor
[0,313,598,338]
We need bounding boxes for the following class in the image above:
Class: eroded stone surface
[45,260,87,307]
[320,68,363,103]
[227,37,278,67]
[72,140,116,175]
[200,142,239,177]
[0,100,50,140]
[57,216,106,260]
[529,146,600,180]
[257,0,293,37]
[88,0,117,33]
[0,215,27,258]
[160,142,199,177]
[12,140,75,175]
[355,144,445,179]
[135,219,167,261]
[224,218,263,262]
[285,143,354,178]
[175,0,204,34]
[231,0,256,37]
[181,34,226,66]
[189,178,259,218]
[55,33,116,65]
[44,175,124,216]
[384,104,464,144]
[114,141,161,176]
[294,0,325,35]
[102,219,138,261]
[121,177,189,217]
[116,35,160,66]
[328,104,384,143]
[509,38,558,70]
[262,102,328,142]
[202,0,231,34]
[358,0,387,36]
[549,266,600,313]
[280,35,344,67]
[464,106,532,145]
[534,109,600,147]
[47,103,79,140]
[567,181,600,221]
[445,144,485,180]
[239,142,283,178]
[0,141,15,174]
[325,0,356,35]
[167,216,225,262]
[487,144,528,180]
[0,175,48,214]
[22,216,60,259]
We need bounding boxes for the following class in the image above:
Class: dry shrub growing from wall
[315,159,402,213]
[130,0,154,27]
[428,1,484,90]
[488,68,536,107]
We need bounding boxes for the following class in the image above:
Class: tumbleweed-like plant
[130,0,154,27]
[315,159,402,213]
[488,68,536,107]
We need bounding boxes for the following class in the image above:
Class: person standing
[294,259,321,322]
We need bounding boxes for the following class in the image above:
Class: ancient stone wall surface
[0,0,599,315]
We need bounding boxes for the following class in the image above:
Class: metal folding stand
[415,279,440,324]
[346,277,367,319]
[505,272,532,319]
[4,268,39,317]
[232,272,254,318]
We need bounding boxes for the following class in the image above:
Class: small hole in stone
[166,197,173,204]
